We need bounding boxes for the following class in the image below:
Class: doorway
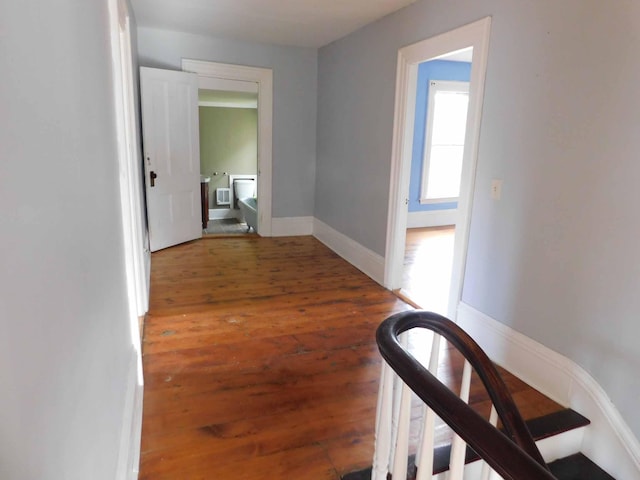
[182,59,273,237]
[384,18,492,319]
[197,86,259,236]
[399,52,472,314]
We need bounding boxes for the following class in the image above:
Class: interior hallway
[140,236,562,479]
[140,236,409,479]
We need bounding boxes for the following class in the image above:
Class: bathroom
[198,88,258,235]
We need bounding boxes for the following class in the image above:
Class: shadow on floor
[204,218,251,235]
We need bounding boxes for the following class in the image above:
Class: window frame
[419,79,470,204]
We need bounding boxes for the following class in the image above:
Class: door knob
[150,170,157,187]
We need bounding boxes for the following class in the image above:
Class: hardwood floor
[401,226,455,314]
[140,236,562,479]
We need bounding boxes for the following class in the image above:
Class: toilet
[233,179,256,209]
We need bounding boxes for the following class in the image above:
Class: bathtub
[238,197,257,233]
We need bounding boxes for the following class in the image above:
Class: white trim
[108,0,148,323]
[384,49,415,290]
[119,11,149,318]
[129,379,143,480]
[418,197,458,205]
[407,209,457,228]
[197,77,258,107]
[208,208,237,220]
[115,349,144,480]
[198,100,257,109]
[313,219,385,285]
[196,76,258,93]
[456,302,640,479]
[384,17,492,322]
[108,13,145,479]
[272,216,314,236]
[182,59,273,237]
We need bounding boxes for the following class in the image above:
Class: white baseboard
[116,349,143,480]
[312,218,385,285]
[407,209,457,228]
[271,216,314,237]
[456,302,640,479]
[208,208,238,220]
[143,237,151,314]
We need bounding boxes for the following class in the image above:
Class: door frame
[182,59,273,236]
[384,17,492,319]
[108,0,146,477]
[109,0,148,321]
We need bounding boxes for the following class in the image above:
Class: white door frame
[108,0,146,478]
[384,17,492,319]
[182,59,273,236]
[109,0,148,323]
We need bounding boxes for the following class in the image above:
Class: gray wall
[137,27,318,218]
[0,1,135,478]
[316,0,640,437]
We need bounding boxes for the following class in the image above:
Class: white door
[140,67,201,252]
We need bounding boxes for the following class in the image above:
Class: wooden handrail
[377,310,556,480]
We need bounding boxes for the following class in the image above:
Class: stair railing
[373,310,556,480]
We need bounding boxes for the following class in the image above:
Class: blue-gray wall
[409,59,471,213]
[0,1,136,477]
[316,0,640,437]
[136,28,317,218]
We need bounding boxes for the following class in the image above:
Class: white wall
[0,1,136,478]
[136,27,318,218]
[316,0,640,438]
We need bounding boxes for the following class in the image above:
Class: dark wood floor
[140,236,562,479]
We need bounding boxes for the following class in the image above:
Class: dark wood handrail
[377,310,556,480]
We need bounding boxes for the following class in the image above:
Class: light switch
[491,179,503,200]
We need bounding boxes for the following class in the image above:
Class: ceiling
[130,0,418,48]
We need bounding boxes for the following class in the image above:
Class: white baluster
[480,406,499,480]
[390,332,411,480]
[389,367,403,472]
[373,359,396,480]
[415,334,442,480]
[448,360,472,480]
[392,380,413,479]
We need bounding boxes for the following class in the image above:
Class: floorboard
[140,236,563,479]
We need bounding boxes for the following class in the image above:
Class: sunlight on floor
[401,226,455,315]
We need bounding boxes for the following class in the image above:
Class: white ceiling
[130,0,417,48]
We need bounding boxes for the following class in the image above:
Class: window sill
[419,197,459,205]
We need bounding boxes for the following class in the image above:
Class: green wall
[199,106,257,208]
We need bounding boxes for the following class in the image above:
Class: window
[420,80,470,203]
